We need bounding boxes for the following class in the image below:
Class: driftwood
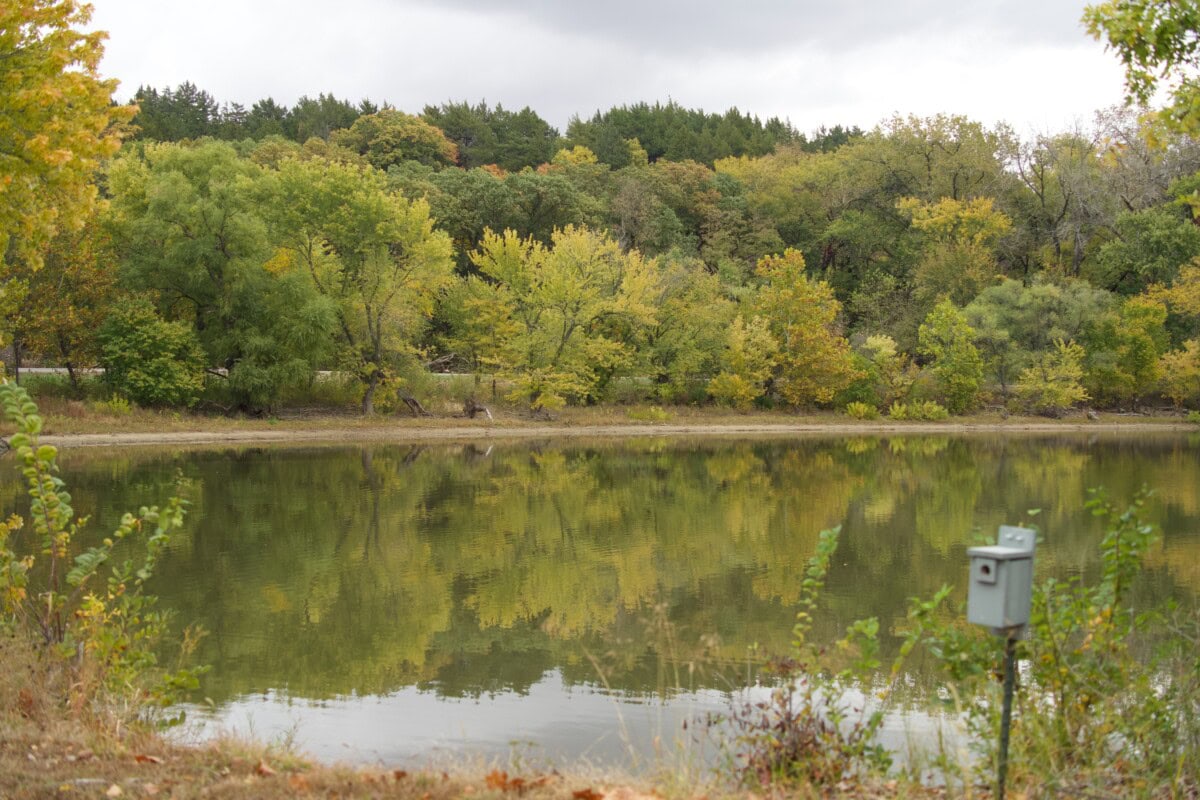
[400,394,431,417]
[425,353,456,373]
[463,397,493,420]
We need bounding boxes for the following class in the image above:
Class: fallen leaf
[572,789,604,800]
[255,760,276,777]
[18,688,35,718]
[106,786,123,798]
[486,770,510,790]
[134,754,163,765]
[393,770,409,781]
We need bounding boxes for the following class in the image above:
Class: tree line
[6,102,1200,417]
[4,2,1200,419]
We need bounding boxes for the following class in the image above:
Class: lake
[23,432,1200,772]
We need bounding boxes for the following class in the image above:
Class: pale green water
[18,433,1200,768]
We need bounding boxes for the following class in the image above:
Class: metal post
[998,633,1017,800]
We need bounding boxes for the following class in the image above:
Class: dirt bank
[38,419,1196,449]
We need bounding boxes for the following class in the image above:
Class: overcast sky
[90,0,1130,137]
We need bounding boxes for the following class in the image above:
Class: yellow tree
[752,249,861,406]
[898,196,1011,307]
[469,226,659,410]
[0,1,133,277]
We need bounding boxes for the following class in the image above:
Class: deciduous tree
[918,299,984,414]
[752,249,860,406]
[1,0,133,279]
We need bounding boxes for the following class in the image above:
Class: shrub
[627,405,671,422]
[1015,339,1089,415]
[888,400,950,420]
[910,400,950,420]
[902,490,1200,793]
[844,401,880,420]
[708,371,760,410]
[98,299,206,408]
[0,381,203,710]
[719,528,894,787]
[92,394,132,416]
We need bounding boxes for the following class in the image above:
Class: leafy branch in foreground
[904,489,1200,796]
[0,379,203,711]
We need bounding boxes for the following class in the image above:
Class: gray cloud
[402,0,1091,55]
[92,0,1124,136]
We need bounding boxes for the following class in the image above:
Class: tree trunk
[362,374,378,415]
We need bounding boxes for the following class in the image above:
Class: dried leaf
[17,688,36,718]
[288,774,310,791]
[134,754,163,765]
[393,770,409,781]
[255,760,277,777]
[572,789,604,800]
[106,785,123,798]
[486,770,510,790]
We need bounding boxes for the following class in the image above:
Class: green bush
[887,401,909,420]
[98,300,206,408]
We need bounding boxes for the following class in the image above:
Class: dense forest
[5,80,1200,416]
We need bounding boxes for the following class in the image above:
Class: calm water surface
[28,432,1200,770]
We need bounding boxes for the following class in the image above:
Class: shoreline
[38,418,1197,449]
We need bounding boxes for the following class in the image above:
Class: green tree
[965,278,1111,398]
[130,82,218,141]
[899,196,1011,308]
[98,298,206,407]
[262,158,455,413]
[1,0,134,279]
[1082,295,1169,406]
[19,214,118,390]
[752,249,861,406]
[331,109,459,170]
[1091,205,1200,294]
[106,141,337,411]
[644,258,735,400]
[917,298,984,414]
